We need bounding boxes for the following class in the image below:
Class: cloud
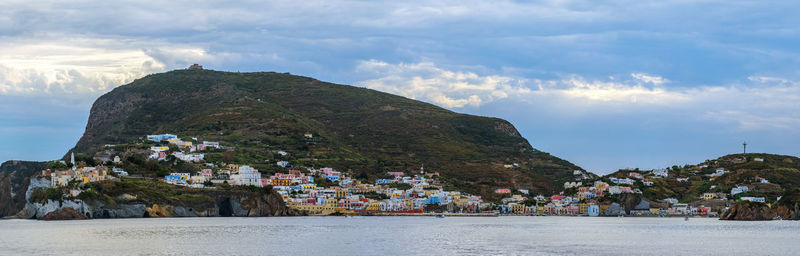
[543,76,685,105]
[631,73,668,85]
[355,60,531,108]
[0,36,234,97]
[356,60,800,132]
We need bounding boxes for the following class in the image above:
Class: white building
[277,161,289,167]
[731,186,749,196]
[652,169,669,178]
[173,152,204,162]
[112,167,128,176]
[610,177,635,185]
[741,197,765,202]
[232,165,262,187]
[710,168,727,177]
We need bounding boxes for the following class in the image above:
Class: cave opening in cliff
[219,198,233,217]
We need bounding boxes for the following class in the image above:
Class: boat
[436,214,446,218]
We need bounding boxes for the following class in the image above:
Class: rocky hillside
[0,161,47,216]
[67,68,581,197]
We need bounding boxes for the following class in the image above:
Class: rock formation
[39,207,89,221]
[719,202,776,220]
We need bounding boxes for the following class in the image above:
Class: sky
[0,0,798,174]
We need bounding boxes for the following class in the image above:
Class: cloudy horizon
[1,0,798,174]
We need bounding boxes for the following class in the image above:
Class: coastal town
[37,133,774,218]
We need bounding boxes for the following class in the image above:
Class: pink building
[387,172,405,177]
[567,206,580,215]
[320,168,335,176]
[495,189,511,194]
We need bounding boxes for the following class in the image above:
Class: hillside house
[232,165,262,187]
[731,186,749,196]
[740,197,765,202]
[147,134,178,142]
[652,169,669,178]
[495,189,511,194]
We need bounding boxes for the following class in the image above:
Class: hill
[583,153,800,216]
[67,68,581,198]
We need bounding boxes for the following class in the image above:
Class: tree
[47,161,67,170]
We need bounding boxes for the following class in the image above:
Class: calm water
[1,216,798,255]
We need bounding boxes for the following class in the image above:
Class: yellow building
[335,189,348,198]
[703,193,715,200]
[454,198,468,207]
[181,141,193,147]
[511,203,526,213]
[272,179,292,186]
[392,191,404,197]
[226,164,239,172]
[292,204,339,215]
[151,146,169,152]
[326,199,337,207]
[579,203,589,214]
[367,202,382,211]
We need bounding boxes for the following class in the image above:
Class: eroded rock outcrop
[720,202,776,221]
[0,176,15,216]
[39,207,88,221]
[12,187,299,220]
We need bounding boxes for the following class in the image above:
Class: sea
[1,216,797,255]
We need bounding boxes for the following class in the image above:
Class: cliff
[719,202,776,221]
[0,161,47,217]
[14,179,300,220]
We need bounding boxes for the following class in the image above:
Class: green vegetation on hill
[596,153,800,205]
[67,69,581,197]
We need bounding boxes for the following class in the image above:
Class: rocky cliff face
[719,202,776,221]
[0,176,15,216]
[774,204,800,220]
[0,161,46,217]
[14,188,300,220]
